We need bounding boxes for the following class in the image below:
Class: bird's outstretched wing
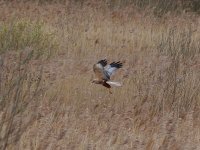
[97,59,107,67]
[93,59,108,80]
[105,61,123,77]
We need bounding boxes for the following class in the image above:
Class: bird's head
[91,79,102,84]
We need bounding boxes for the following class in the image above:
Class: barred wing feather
[105,61,123,77]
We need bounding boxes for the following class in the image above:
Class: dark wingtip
[97,59,107,67]
[110,61,123,68]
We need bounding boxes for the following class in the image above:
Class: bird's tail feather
[106,81,122,87]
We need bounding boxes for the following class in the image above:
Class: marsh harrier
[92,59,123,93]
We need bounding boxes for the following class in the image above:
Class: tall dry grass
[0,1,200,150]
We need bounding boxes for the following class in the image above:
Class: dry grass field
[0,1,200,150]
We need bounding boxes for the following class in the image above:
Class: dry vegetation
[0,0,200,150]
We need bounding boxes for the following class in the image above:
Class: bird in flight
[92,59,123,94]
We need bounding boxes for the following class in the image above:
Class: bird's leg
[109,88,112,94]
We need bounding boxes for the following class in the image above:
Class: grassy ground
[0,1,200,150]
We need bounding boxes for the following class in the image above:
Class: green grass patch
[0,20,58,59]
